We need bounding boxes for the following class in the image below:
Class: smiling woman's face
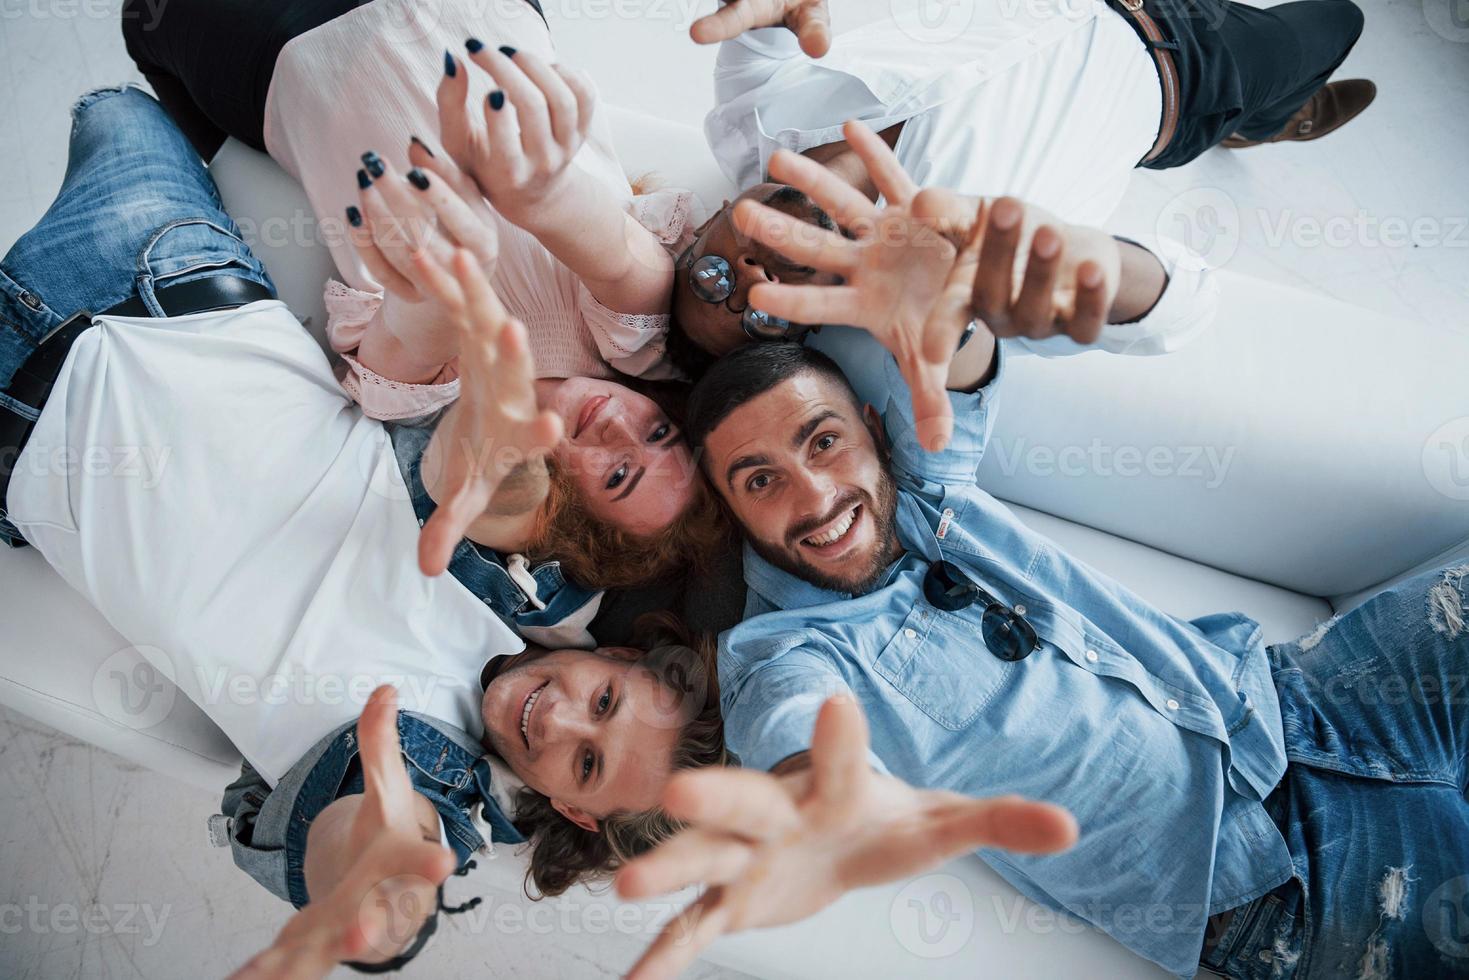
[479,647,690,826]
[536,378,699,537]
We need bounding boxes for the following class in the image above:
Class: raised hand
[438,45,596,231]
[347,143,499,373]
[414,249,563,577]
[691,0,832,58]
[733,121,969,449]
[616,696,1078,980]
[227,687,457,980]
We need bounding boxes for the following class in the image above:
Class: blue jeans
[0,85,274,543]
[1204,563,1469,978]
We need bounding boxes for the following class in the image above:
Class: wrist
[1108,237,1168,323]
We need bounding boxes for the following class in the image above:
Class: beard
[748,466,902,597]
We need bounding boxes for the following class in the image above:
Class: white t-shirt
[6,301,523,785]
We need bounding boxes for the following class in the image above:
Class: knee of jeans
[71,83,144,119]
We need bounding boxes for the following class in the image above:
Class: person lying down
[0,86,726,974]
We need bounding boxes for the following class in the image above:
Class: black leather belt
[0,275,274,531]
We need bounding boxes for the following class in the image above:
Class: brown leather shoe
[1221,79,1377,148]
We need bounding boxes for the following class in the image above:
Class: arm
[437,48,672,317]
[228,687,457,980]
[616,696,1078,980]
[412,249,563,576]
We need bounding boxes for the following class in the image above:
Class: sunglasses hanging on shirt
[922,559,1039,662]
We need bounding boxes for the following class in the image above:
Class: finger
[410,248,466,321]
[506,48,580,148]
[766,149,877,229]
[732,200,858,276]
[554,62,598,144]
[842,120,917,207]
[790,0,832,58]
[932,796,1079,855]
[469,45,551,164]
[809,694,870,812]
[690,0,783,44]
[353,175,421,301]
[404,165,498,272]
[919,203,984,366]
[418,474,487,577]
[971,197,1023,329]
[347,201,418,302]
[453,248,510,343]
[361,156,432,275]
[436,49,477,170]
[1067,261,1108,345]
[408,135,484,205]
[1013,224,1063,339]
[748,282,864,327]
[911,187,983,250]
[656,767,803,841]
[625,891,734,980]
[615,829,754,899]
[357,686,411,801]
[905,356,955,454]
[495,320,556,444]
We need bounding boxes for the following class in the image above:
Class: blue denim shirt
[719,347,1295,977]
[387,419,602,648]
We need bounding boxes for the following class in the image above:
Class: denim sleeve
[722,652,886,775]
[881,342,1006,488]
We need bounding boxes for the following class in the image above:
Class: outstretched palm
[227,687,457,980]
[414,249,564,576]
[616,696,1079,980]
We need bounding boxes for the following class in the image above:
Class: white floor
[0,0,1465,978]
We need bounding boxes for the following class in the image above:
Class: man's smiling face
[701,370,901,594]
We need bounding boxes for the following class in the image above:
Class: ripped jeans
[1203,563,1469,979]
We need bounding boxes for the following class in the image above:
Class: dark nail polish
[407,168,430,191]
[410,136,435,158]
[345,206,362,227]
[465,37,483,53]
[443,49,456,77]
[498,45,516,58]
[488,90,505,111]
[361,151,384,178]
[356,168,372,189]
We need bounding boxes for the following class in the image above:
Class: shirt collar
[740,490,942,610]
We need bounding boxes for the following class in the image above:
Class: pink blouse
[262,0,690,418]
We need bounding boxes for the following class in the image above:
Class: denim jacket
[386,419,603,649]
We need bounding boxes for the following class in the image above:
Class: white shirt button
[904,628,917,640]
[1166,699,1181,711]
[1013,604,1026,616]
[1085,649,1099,663]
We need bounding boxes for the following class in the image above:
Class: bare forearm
[1109,239,1168,324]
[354,298,461,386]
[511,171,673,315]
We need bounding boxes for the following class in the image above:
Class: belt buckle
[35,309,93,348]
[1121,0,1144,10]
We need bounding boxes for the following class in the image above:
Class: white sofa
[2,103,1466,980]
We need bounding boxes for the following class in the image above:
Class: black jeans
[1135,0,1365,168]
[120,0,547,160]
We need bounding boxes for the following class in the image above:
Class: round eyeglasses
[921,559,1039,662]
[682,252,806,343]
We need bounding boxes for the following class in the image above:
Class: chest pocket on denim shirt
[872,605,1015,730]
